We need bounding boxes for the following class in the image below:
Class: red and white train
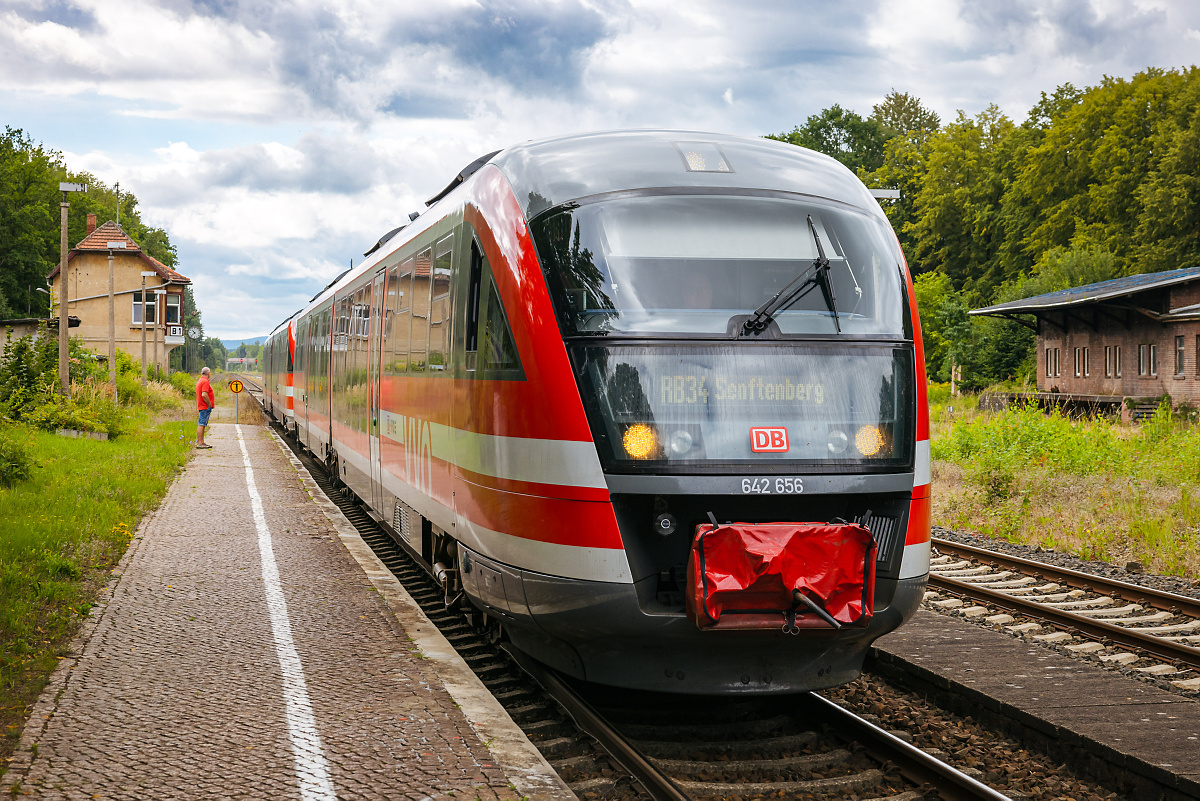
[264,131,930,694]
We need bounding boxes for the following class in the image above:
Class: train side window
[429,235,453,373]
[389,260,414,373]
[464,239,485,371]
[409,249,432,372]
[479,275,521,375]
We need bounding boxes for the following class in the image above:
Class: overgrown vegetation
[0,416,193,768]
[0,330,198,770]
[774,68,1200,389]
[931,399,1200,576]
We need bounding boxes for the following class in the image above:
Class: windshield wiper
[740,215,841,336]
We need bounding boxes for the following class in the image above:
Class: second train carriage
[265,130,931,694]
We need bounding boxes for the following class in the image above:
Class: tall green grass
[932,400,1200,575]
[0,415,192,767]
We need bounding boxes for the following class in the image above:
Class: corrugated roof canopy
[971,265,1200,317]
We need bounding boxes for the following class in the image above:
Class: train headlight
[856,425,885,457]
[827,429,848,455]
[668,430,693,456]
[623,424,658,459]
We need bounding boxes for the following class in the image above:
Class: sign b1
[228,379,244,394]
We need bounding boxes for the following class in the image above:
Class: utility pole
[57,182,86,396]
[107,240,127,390]
[140,271,154,387]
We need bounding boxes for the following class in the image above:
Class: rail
[930,538,1200,669]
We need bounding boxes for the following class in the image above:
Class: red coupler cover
[686,522,876,630]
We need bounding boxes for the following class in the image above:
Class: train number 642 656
[741,477,804,494]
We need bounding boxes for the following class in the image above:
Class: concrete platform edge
[868,644,1200,800]
[268,430,577,801]
[0,483,173,791]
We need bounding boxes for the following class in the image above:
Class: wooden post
[58,200,69,396]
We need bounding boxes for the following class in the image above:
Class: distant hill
[222,337,265,350]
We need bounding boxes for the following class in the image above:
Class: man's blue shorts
[198,408,212,426]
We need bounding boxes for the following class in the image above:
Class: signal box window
[132,292,156,324]
[1115,346,1122,377]
[1053,347,1060,377]
[1045,348,1052,377]
[1074,347,1081,378]
[1176,335,1185,376]
[1083,347,1089,377]
[165,294,181,324]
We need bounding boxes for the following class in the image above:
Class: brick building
[971,266,1200,402]
[47,216,191,373]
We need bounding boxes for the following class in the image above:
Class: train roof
[488,129,883,222]
[301,130,885,316]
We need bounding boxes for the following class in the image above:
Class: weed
[932,396,1200,578]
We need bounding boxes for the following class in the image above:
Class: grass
[0,408,193,773]
[930,397,1200,577]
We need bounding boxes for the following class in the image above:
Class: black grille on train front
[854,511,899,564]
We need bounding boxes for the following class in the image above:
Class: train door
[368,270,386,511]
[296,315,310,446]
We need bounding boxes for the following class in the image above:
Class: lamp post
[57,181,87,396]
[140,271,155,387]
[106,240,127,389]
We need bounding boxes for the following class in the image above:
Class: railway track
[263,414,1020,801]
[927,537,1200,688]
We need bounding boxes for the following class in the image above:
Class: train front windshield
[532,194,914,471]
[531,194,908,337]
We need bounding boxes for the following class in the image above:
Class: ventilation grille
[856,512,898,563]
[393,501,412,545]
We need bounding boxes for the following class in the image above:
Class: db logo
[750,427,789,453]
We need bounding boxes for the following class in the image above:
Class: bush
[927,382,952,405]
[170,371,195,398]
[0,425,34,488]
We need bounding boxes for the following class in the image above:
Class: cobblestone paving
[2,424,520,801]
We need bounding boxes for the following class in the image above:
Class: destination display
[573,344,913,467]
[659,374,825,406]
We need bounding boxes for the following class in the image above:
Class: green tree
[905,105,1018,299]
[0,128,62,319]
[871,89,941,142]
[768,104,894,173]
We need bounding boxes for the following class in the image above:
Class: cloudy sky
[3,0,1198,340]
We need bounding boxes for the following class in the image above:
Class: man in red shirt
[196,367,215,449]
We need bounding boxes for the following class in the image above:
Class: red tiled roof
[46,220,190,284]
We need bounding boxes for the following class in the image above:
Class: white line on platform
[236,425,336,801]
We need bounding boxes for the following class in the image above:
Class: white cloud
[6,0,1200,336]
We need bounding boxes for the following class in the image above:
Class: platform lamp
[140,271,156,387]
[106,240,127,389]
[57,181,87,396]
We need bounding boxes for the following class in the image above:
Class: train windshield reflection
[532,194,907,337]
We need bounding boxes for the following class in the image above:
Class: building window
[1115,346,1122,378]
[1176,335,1186,376]
[132,292,156,324]
[1105,346,1112,377]
[1151,343,1157,376]
[1045,348,1052,377]
[1074,347,1081,377]
[1054,347,1060,376]
[165,293,181,324]
[1140,343,1157,376]
[1084,347,1089,377]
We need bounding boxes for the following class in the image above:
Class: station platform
[872,609,1200,799]
[1,423,574,801]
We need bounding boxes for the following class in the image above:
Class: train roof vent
[425,149,502,207]
[363,224,407,258]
